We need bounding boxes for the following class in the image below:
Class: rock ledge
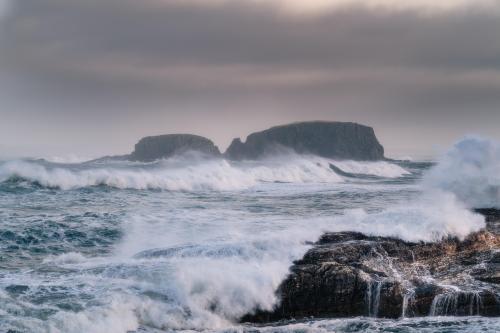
[242,209,500,322]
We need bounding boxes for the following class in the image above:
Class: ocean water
[0,138,498,333]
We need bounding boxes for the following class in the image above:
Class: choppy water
[0,137,498,333]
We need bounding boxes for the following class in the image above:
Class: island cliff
[96,121,385,162]
[129,134,221,162]
[225,122,385,161]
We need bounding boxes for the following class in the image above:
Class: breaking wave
[330,160,410,178]
[335,189,485,242]
[424,136,500,208]
[36,187,485,332]
[0,154,409,191]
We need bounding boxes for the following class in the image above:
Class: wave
[330,160,411,178]
[0,155,409,191]
[43,154,98,164]
[39,188,484,332]
[335,189,485,242]
[3,139,496,333]
[423,136,500,209]
[6,144,488,332]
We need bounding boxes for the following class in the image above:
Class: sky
[0,0,499,159]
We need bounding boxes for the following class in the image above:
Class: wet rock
[475,208,500,234]
[241,210,500,323]
[225,122,385,161]
[5,284,29,296]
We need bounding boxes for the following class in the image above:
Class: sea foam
[423,136,500,208]
[0,154,409,191]
[69,188,483,331]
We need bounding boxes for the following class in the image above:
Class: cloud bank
[0,0,499,157]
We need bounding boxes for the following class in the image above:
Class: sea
[0,137,498,333]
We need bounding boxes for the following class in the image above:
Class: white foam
[39,223,323,331]
[42,252,87,265]
[0,156,343,191]
[0,153,414,191]
[12,197,483,331]
[330,160,410,178]
[87,186,484,331]
[333,190,485,242]
[43,154,96,164]
[46,296,139,333]
[105,212,326,330]
[423,136,500,208]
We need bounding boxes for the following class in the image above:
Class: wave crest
[0,155,409,191]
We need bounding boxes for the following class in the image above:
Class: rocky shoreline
[241,209,500,323]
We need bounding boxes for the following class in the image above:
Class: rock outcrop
[241,209,500,323]
[225,122,385,161]
[129,134,221,162]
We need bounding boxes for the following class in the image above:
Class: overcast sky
[1,0,499,159]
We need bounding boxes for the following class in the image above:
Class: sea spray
[423,136,500,208]
[0,154,411,191]
[102,187,485,329]
[324,190,484,242]
[330,160,411,178]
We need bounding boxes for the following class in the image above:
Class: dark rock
[225,122,384,161]
[241,210,500,323]
[129,134,221,162]
[225,138,247,160]
[5,284,30,296]
[475,208,500,234]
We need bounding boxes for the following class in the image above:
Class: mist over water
[424,136,500,209]
[0,138,496,332]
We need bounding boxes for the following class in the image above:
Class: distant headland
[100,121,385,162]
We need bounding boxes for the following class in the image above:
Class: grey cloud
[4,1,500,74]
[0,0,499,157]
